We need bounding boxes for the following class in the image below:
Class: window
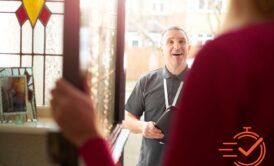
[0,0,64,106]
[153,3,157,11]
[0,0,125,136]
[215,0,223,11]
[151,2,165,14]
[198,0,223,12]
[199,0,206,9]
[132,40,139,47]
[160,4,164,12]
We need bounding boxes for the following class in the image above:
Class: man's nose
[173,42,180,49]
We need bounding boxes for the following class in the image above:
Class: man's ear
[187,45,191,52]
[159,47,164,56]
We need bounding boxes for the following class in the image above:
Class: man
[123,26,190,166]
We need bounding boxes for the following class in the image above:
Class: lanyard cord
[163,79,183,108]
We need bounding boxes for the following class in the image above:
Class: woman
[164,0,274,165]
[51,0,274,165]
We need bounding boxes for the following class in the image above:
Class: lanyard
[163,79,183,108]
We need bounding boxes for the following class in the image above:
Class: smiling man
[123,26,190,166]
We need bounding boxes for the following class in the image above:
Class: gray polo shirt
[125,66,189,166]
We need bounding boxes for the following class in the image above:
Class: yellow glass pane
[22,0,45,26]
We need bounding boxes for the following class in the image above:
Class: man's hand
[123,112,164,139]
[142,121,164,139]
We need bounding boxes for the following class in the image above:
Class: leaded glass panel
[0,0,64,106]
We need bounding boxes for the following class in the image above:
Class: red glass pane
[39,6,51,26]
[16,5,27,26]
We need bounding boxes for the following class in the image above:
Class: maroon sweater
[164,20,274,165]
[79,20,274,166]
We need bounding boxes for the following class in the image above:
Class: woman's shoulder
[197,20,274,58]
[191,19,274,73]
[213,20,274,47]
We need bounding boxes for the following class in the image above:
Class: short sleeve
[125,78,145,117]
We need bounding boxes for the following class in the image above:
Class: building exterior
[125,0,228,80]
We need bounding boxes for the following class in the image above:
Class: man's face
[161,29,190,69]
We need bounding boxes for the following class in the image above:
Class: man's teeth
[172,54,181,56]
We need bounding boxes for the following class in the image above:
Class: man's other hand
[142,121,164,139]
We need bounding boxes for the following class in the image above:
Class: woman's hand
[50,79,103,147]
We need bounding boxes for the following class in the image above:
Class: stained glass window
[0,0,64,106]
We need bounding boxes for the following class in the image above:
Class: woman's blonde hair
[252,0,274,18]
[221,0,274,32]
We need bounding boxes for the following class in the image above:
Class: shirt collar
[162,65,189,81]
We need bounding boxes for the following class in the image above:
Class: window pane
[45,56,62,105]
[22,22,32,54]
[46,2,64,14]
[46,15,63,54]
[0,14,20,53]
[0,1,21,12]
[21,55,32,67]
[34,21,45,54]
[0,55,20,67]
[33,56,44,105]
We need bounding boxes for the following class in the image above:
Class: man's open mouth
[172,53,182,56]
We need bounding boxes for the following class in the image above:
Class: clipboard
[155,106,176,143]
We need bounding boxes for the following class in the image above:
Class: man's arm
[123,111,164,139]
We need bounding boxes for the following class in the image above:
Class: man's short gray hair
[160,26,189,44]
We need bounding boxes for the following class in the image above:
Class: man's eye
[179,40,186,44]
[168,40,174,44]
